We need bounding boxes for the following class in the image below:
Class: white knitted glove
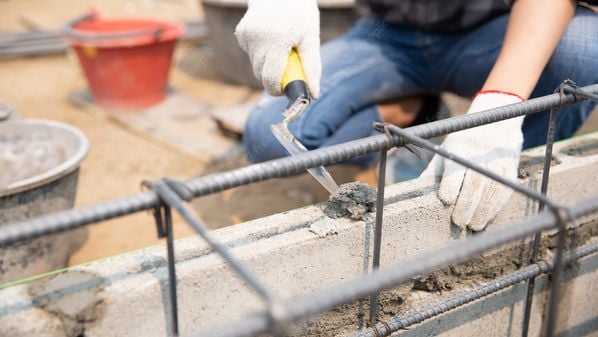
[423,92,525,231]
[235,0,321,98]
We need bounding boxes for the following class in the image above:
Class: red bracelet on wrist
[474,90,525,101]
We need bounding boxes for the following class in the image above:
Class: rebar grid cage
[1,81,598,337]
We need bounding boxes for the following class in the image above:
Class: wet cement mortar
[27,270,107,337]
[517,137,598,179]
[288,220,597,337]
[322,182,377,220]
[518,154,562,179]
[560,138,598,157]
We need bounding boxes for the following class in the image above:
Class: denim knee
[243,95,288,163]
[548,7,598,82]
[522,7,598,148]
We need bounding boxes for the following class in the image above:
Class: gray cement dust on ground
[323,182,377,220]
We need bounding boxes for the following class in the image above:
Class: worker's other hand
[423,92,524,231]
[235,0,321,98]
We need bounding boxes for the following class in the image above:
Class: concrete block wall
[0,133,597,337]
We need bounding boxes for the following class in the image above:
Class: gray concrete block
[0,133,597,336]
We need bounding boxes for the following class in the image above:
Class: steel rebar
[381,123,580,337]
[0,84,594,337]
[382,124,559,209]
[149,180,276,304]
[197,195,598,337]
[542,82,598,337]
[521,98,561,337]
[564,85,598,102]
[369,148,388,323]
[164,206,180,337]
[348,240,598,337]
[2,84,597,247]
[522,82,569,337]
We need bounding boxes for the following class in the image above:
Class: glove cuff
[474,90,525,102]
[468,90,525,134]
[468,91,524,115]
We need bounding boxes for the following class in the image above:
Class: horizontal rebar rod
[348,240,598,337]
[1,84,597,247]
[197,195,598,337]
[382,123,557,208]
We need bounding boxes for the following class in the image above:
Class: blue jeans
[244,7,598,173]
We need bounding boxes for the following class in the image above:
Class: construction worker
[235,0,598,231]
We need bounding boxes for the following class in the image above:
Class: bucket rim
[63,13,186,48]
[0,119,90,198]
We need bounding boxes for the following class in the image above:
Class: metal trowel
[270,49,339,194]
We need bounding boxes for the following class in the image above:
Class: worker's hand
[235,0,321,98]
[423,92,524,231]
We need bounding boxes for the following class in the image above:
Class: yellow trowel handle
[281,48,309,105]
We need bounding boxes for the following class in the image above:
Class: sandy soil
[1,0,597,268]
[0,54,202,263]
[0,46,300,265]
[0,0,373,265]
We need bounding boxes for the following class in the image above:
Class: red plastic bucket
[64,13,185,109]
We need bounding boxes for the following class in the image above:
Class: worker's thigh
[244,18,435,166]
[435,6,598,149]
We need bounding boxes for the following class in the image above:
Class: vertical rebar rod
[369,149,388,324]
[382,122,576,337]
[543,82,598,336]
[151,181,275,303]
[521,101,561,337]
[147,180,285,336]
[544,209,571,337]
[150,204,180,337]
[164,206,180,337]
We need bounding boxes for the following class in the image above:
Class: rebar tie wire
[143,178,290,337]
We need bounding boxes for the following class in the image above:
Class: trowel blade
[271,124,339,194]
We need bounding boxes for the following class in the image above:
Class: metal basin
[199,0,356,87]
[0,119,89,284]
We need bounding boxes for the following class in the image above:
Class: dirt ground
[1,0,598,267]
[0,0,373,266]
